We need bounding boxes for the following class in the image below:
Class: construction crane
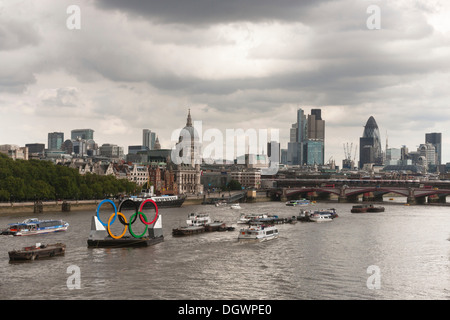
[343,143,353,161]
[343,143,357,169]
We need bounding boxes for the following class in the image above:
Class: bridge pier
[280,188,287,202]
[407,196,416,205]
[407,188,416,205]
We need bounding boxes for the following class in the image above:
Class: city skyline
[1,1,450,166]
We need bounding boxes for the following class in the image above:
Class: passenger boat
[285,199,310,206]
[172,213,232,236]
[237,213,268,224]
[186,213,211,226]
[308,213,333,222]
[317,208,339,218]
[297,208,338,222]
[230,203,241,209]
[238,222,279,242]
[1,218,69,236]
[9,243,66,261]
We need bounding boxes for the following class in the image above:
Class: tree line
[0,153,138,202]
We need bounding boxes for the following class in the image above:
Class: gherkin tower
[359,116,383,168]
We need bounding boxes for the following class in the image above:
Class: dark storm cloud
[94,0,331,25]
[88,0,449,114]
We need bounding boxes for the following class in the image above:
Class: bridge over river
[268,185,450,205]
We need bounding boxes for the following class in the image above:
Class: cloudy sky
[1,0,450,165]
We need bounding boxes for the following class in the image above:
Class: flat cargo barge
[9,243,66,261]
[172,225,205,237]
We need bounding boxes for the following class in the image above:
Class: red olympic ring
[138,199,159,225]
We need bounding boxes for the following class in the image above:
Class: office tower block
[143,129,156,150]
[425,132,442,165]
[287,108,325,166]
[71,129,94,140]
[48,132,64,150]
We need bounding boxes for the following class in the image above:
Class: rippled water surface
[0,201,449,300]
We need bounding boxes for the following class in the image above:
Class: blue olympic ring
[96,199,117,227]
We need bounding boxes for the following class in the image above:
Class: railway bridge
[268,186,450,205]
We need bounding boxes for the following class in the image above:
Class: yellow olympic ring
[107,212,128,239]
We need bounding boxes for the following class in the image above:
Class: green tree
[226,179,242,191]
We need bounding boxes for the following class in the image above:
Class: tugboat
[9,243,66,261]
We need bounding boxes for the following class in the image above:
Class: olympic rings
[96,199,159,240]
[138,199,159,226]
[128,212,148,238]
[97,199,117,227]
[107,212,128,239]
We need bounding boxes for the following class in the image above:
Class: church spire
[186,109,192,127]
[154,136,161,150]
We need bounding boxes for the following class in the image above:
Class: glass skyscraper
[425,132,442,165]
[143,129,156,150]
[71,129,94,140]
[48,132,64,150]
[287,108,325,165]
[359,116,382,168]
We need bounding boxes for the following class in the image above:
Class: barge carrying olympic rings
[87,199,164,248]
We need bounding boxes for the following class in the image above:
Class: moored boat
[9,243,66,261]
[128,194,186,208]
[238,222,279,243]
[237,213,268,224]
[126,188,186,208]
[1,218,69,236]
[172,212,232,236]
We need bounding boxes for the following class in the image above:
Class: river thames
[0,200,448,300]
